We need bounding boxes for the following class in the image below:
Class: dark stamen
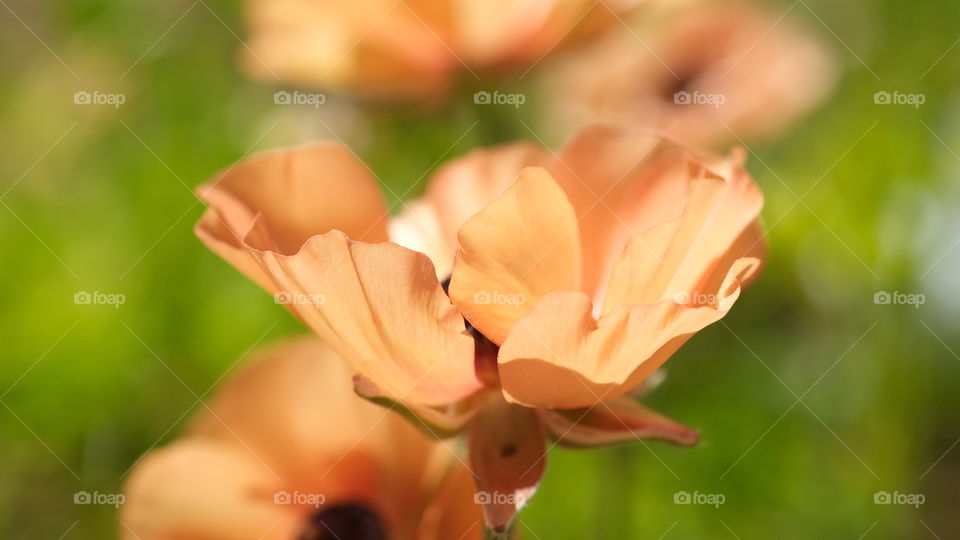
[299,503,386,540]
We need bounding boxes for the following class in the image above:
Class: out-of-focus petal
[122,440,300,540]
[467,394,546,532]
[449,167,582,344]
[416,464,484,540]
[540,396,698,447]
[427,141,550,257]
[498,258,759,409]
[388,199,454,278]
[253,231,481,406]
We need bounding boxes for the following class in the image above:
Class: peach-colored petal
[540,396,699,447]
[254,231,480,406]
[467,394,546,532]
[198,143,388,251]
[388,199,454,278]
[417,464,484,540]
[544,126,693,298]
[498,257,759,409]
[426,141,551,258]
[449,167,582,344]
[122,440,299,540]
[600,152,763,313]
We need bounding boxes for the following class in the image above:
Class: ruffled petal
[449,167,582,344]
[253,232,481,406]
[498,258,759,409]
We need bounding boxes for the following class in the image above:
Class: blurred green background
[2,0,960,538]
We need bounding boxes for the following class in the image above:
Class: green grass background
[2,0,960,537]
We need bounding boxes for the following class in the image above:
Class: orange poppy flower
[242,0,643,99]
[122,337,482,539]
[542,1,836,146]
[195,125,765,530]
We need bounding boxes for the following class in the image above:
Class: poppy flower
[122,337,482,539]
[541,1,836,146]
[242,0,643,99]
[195,125,766,530]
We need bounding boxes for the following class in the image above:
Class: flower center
[299,503,386,540]
[442,276,500,386]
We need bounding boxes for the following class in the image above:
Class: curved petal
[388,199,454,278]
[195,142,389,290]
[427,141,550,256]
[254,231,480,406]
[498,258,759,409]
[122,440,299,540]
[449,167,582,344]
[545,126,693,298]
[540,396,698,447]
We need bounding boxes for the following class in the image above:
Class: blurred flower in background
[193,124,766,531]
[541,1,837,147]
[122,337,480,539]
[241,0,644,99]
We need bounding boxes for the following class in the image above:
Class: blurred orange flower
[195,125,765,530]
[122,337,481,540]
[542,1,836,146]
[242,0,643,99]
